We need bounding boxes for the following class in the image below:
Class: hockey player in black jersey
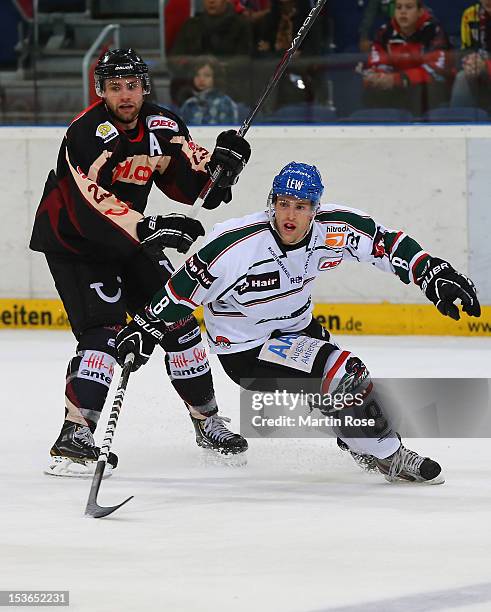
[29,49,250,477]
[115,161,481,485]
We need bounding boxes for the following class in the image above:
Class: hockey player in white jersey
[115,162,481,483]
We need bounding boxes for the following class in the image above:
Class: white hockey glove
[417,257,481,320]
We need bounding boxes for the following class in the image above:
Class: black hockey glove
[115,308,167,372]
[205,130,251,188]
[137,214,205,254]
[417,257,481,321]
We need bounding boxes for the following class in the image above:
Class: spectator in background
[359,0,395,52]
[170,0,252,57]
[362,0,454,117]
[231,0,271,23]
[450,0,491,113]
[253,0,329,111]
[256,0,325,57]
[180,56,239,125]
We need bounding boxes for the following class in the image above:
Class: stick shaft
[195,0,328,210]
[98,353,134,463]
[84,353,134,517]
[238,0,328,139]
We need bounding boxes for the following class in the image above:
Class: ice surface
[1,330,491,612]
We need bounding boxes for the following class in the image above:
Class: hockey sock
[320,349,399,458]
[64,326,118,431]
[162,316,218,417]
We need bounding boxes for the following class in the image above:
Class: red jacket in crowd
[367,9,454,87]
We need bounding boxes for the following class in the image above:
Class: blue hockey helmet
[268,162,324,228]
[272,162,324,207]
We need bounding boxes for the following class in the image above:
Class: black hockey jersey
[30,100,213,261]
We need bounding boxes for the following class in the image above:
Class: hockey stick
[192,0,328,217]
[84,353,135,519]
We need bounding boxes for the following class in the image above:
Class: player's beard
[105,99,143,126]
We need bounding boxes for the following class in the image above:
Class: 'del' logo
[147,115,179,132]
[318,257,341,270]
[325,233,345,248]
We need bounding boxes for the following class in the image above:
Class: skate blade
[200,449,248,468]
[383,472,445,485]
[44,456,113,479]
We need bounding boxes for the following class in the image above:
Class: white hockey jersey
[150,204,429,354]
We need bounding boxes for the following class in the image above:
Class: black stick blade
[84,460,133,519]
[85,495,134,519]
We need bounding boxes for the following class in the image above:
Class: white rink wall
[1,124,490,303]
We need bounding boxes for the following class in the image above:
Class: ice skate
[45,420,118,478]
[337,438,378,473]
[191,413,248,457]
[375,442,444,484]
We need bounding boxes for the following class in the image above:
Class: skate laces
[74,426,95,448]
[388,445,425,481]
[203,415,236,442]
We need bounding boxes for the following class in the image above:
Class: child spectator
[180,56,239,125]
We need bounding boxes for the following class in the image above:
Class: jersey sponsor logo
[168,347,210,378]
[325,224,348,247]
[146,115,179,132]
[178,326,201,344]
[215,335,231,349]
[318,256,342,271]
[371,228,386,258]
[96,122,118,143]
[325,233,345,248]
[290,275,302,285]
[326,225,348,233]
[89,276,122,303]
[113,158,153,184]
[258,334,326,373]
[79,350,115,388]
[185,254,217,289]
[236,271,280,295]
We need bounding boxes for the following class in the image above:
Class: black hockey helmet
[94,48,151,96]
